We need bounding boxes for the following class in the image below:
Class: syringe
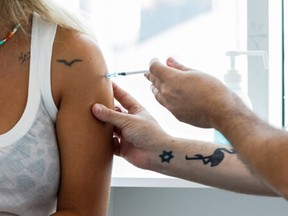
[105,70,149,78]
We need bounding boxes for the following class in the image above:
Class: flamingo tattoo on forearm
[185,148,237,167]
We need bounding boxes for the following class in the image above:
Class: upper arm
[51,29,114,215]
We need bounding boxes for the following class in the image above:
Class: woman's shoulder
[54,26,101,62]
[51,26,110,108]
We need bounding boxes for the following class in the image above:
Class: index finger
[112,82,144,114]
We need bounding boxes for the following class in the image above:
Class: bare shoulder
[54,27,102,62]
[51,26,111,108]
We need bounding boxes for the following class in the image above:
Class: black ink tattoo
[19,51,30,64]
[185,148,237,167]
[57,59,82,67]
[159,150,174,163]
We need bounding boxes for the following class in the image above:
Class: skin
[92,57,288,199]
[50,28,114,215]
[92,82,277,197]
[147,58,288,199]
[0,18,113,215]
[147,58,239,128]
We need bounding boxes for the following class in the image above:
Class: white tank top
[0,15,60,215]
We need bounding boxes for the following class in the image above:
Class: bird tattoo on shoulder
[57,59,82,67]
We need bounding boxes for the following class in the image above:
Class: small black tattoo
[19,51,30,64]
[57,59,82,67]
[159,150,174,163]
[185,148,237,167]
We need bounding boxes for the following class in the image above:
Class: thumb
[166,57,191,71]
[92,103,127,128]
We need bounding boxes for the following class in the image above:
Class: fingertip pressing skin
[92,104,102,116]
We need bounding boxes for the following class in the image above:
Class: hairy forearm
[148,136,277,196]
[215,98,288,198]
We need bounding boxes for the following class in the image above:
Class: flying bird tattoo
[57,59,82,67]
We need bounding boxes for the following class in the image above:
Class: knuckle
[102,108,111,117]
[161,86,168,97]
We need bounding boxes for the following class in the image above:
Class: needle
[105,70,149,78]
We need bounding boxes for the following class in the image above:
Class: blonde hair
[0,0,93,37]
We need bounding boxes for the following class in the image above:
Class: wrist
[214,99,261,148]
[211,92,251,130]
[146,135,181,174]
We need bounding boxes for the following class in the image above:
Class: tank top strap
[32,14,58,122]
